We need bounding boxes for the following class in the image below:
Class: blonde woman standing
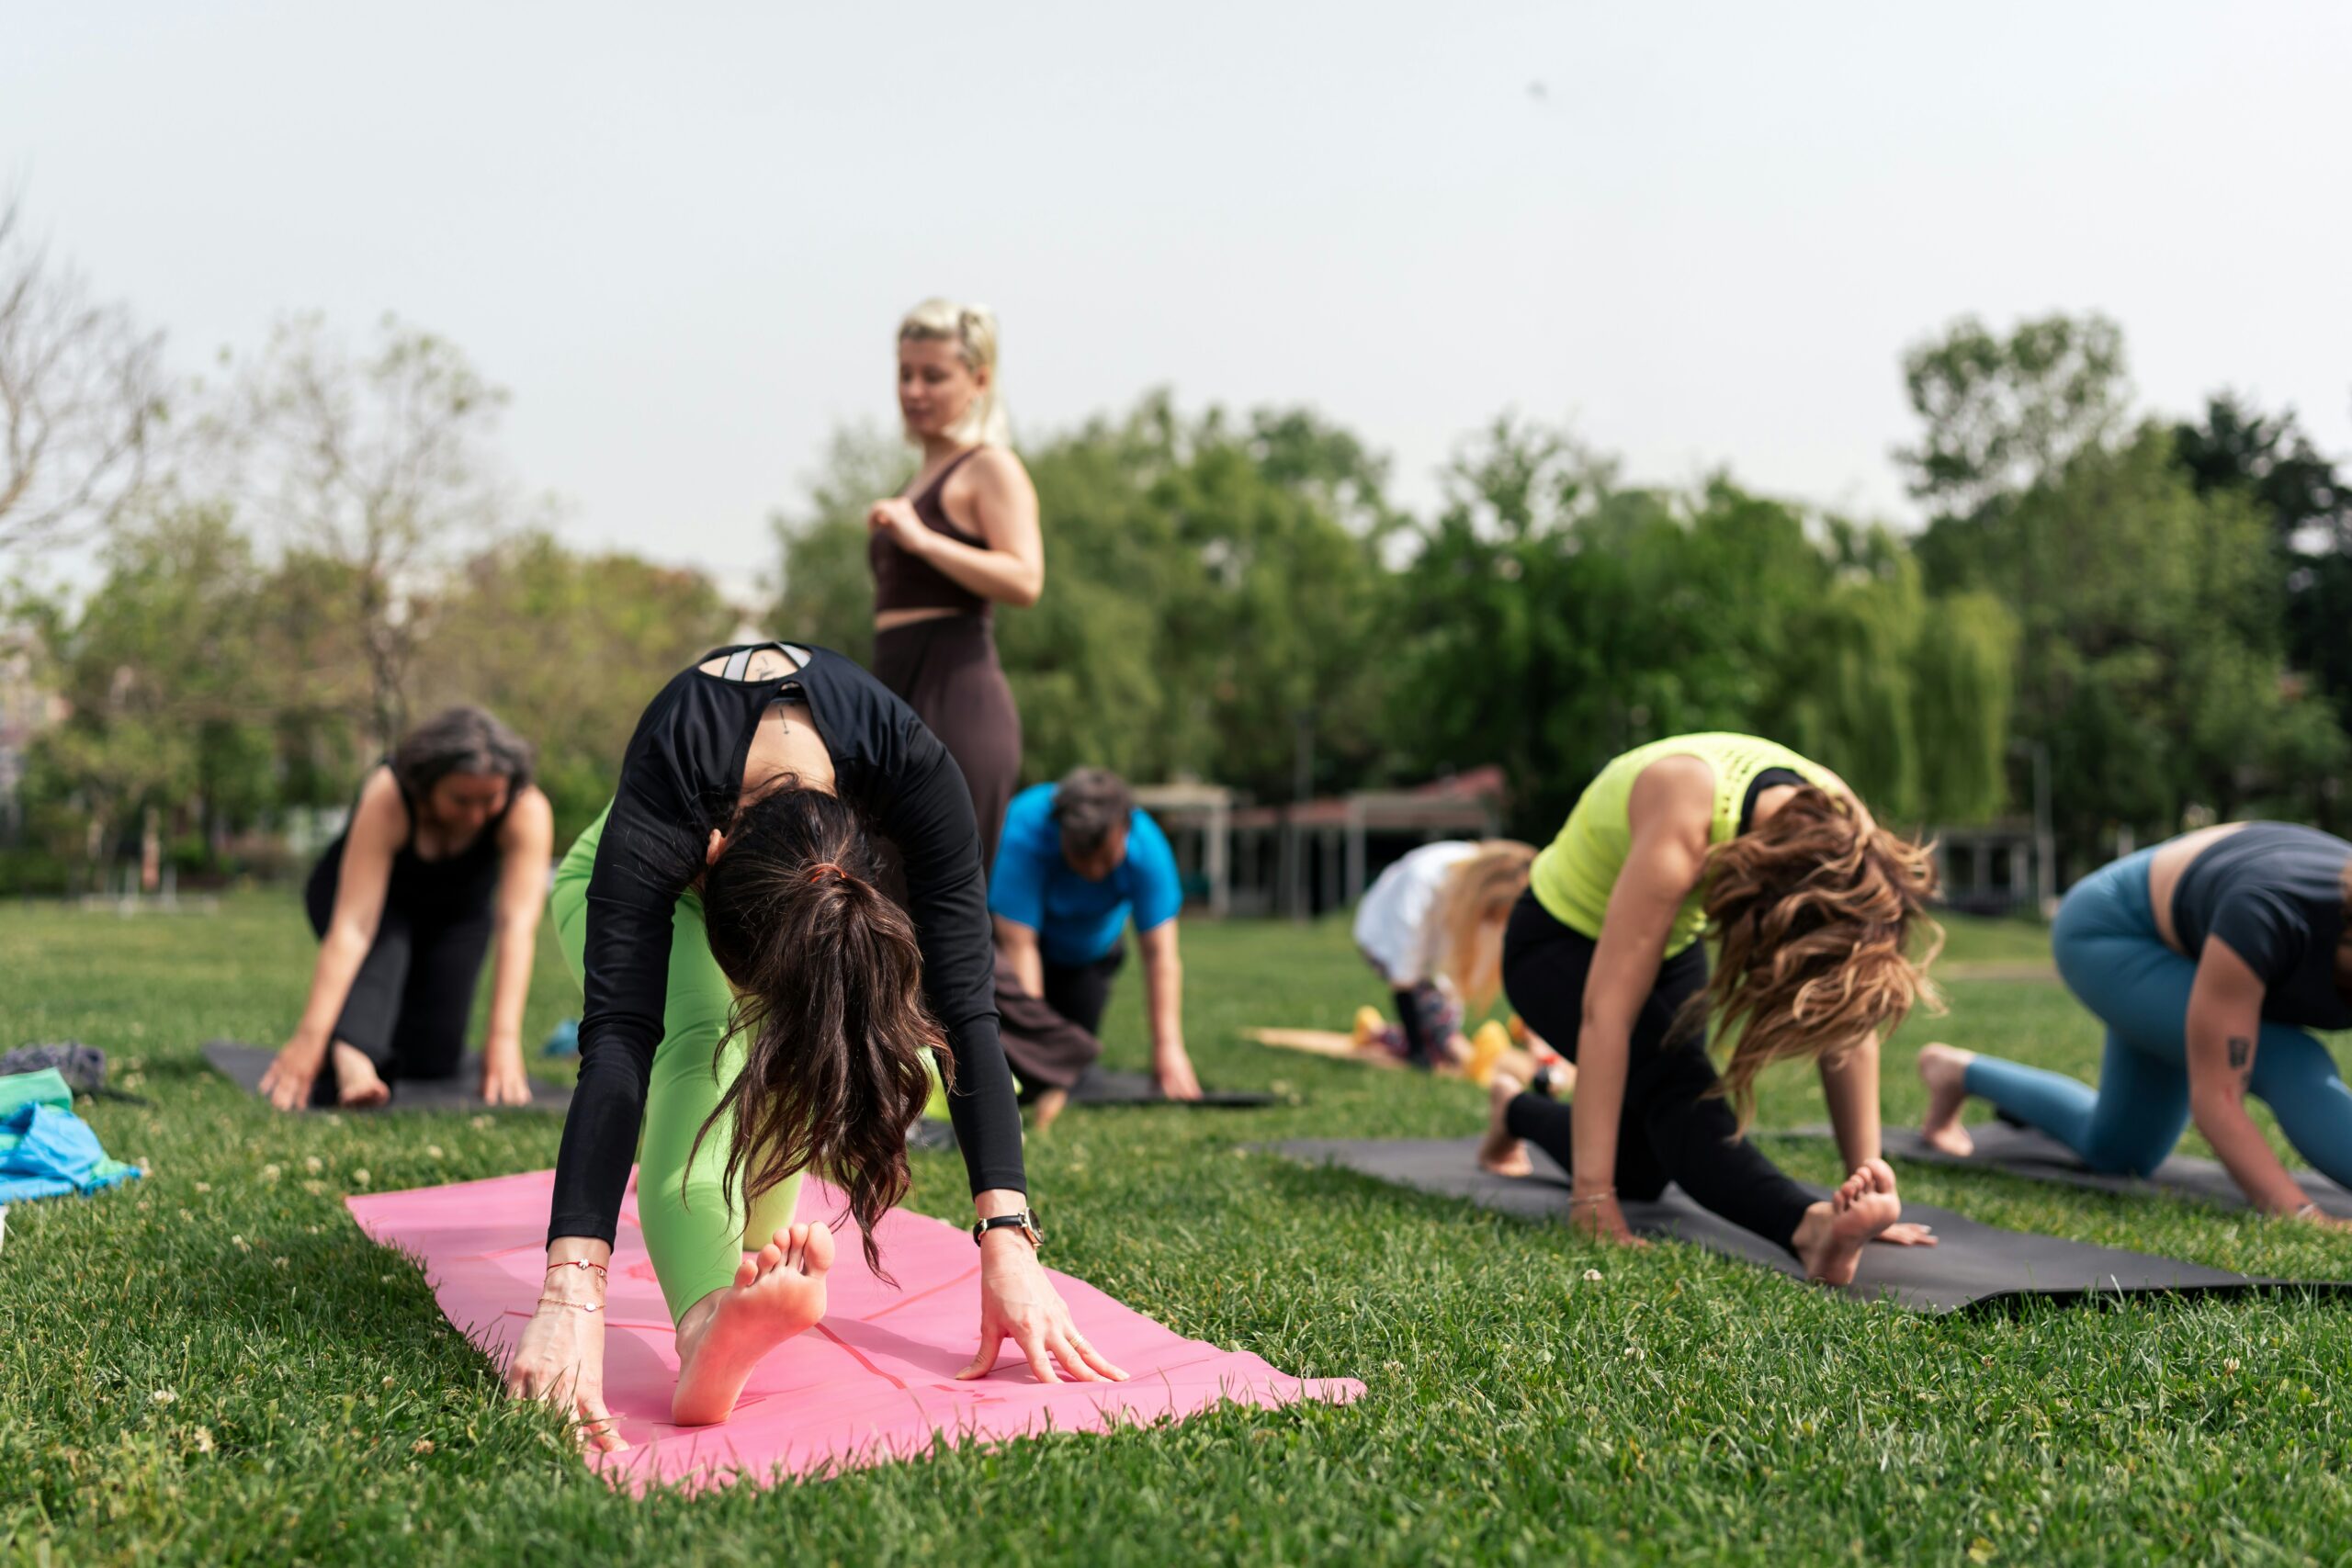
[868,299,1042,873]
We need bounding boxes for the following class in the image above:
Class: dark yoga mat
[1792,1122,2352,1220]
[201,1041,573,1114]
[1269,1137,2347,1314]
[1068,1066,1281,1109]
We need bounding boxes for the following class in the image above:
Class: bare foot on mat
[1916,1042,1977,1157]
[1792,1160,1904,1285]
[331,1043,390,1110]
[1476,1073,1533,1178]
[672,1222,834,1427]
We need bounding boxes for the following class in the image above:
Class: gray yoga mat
[1069,1066,1281,1109]
[1795,1122,2352,1220]
[1269,1137,2347,1314]
[201,1040,573,1114]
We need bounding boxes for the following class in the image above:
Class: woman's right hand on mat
[506,1265,628,1453]
[1570,1188,1649,1249]
[960,1232,1129,1384]
[258,1034,327,1111]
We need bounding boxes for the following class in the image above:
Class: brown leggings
[872,614,1023,875]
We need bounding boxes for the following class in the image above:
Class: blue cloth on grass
[0,1067,141,1203]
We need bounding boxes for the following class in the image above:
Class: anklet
[546,1259,607,1278]
[537,1295,602,1313]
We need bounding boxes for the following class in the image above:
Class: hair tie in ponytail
[807,861,848,886]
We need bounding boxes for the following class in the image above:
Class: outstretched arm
[2187,941,2314,1216]
[262,770,402,1111]
[1817,1032,1883,1170]
[1137,920,1198,1099]
[480,787,554,1105]
[1574,759,1713,1245]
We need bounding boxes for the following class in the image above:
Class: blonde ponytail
[898,298,1011,447]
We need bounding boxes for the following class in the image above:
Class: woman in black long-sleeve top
[505,641,1122,1446]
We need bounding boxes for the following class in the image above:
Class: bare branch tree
[234,312,511,750]
[0,197,168,554]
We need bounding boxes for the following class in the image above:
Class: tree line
[4,200,2345,893]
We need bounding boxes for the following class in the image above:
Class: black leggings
[1499,891,1814,1254]
[1043,943,1124,1038]
[303,858,492,1090]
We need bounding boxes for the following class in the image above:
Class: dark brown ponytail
[697,784,945,1279]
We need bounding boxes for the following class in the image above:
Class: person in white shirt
[1351,840,1540,1071]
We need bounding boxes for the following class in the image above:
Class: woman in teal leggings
[1920,823,2352,1218]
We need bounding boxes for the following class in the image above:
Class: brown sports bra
[871,447,989,615]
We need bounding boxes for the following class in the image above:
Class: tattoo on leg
[2228,1034,2255,1078]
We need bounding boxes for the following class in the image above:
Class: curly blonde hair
[1427,840,1536,1014]
[1679,787,1944,1129]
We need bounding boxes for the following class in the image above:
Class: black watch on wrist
[971,1209,1044,1250]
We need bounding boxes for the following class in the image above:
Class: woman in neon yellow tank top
[1476,734,1945,1284]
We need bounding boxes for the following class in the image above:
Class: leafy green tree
[2173,392,2352,748]
[769,421,915,667]
[415,531,736,844]
[1922,427,2345,859]
[1897,312,2128,522]
[770,396,1393,801]
[21,503,276,872]
[232,313,511,750]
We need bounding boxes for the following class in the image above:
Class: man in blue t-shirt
[989,767,1200,1120]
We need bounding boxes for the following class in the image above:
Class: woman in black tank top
[260,706,553,1111]
[1919,824,2352,1220]
[865,299,1042,874]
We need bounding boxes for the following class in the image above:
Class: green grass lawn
[5,895,2352,1564]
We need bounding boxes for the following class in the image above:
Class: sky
[6,1,2348,602]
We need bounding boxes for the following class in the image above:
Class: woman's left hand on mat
[478,1043,534,1106]
[1872,1222,1939,1247]
[959,1235,1128,1384]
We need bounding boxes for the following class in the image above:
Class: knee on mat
[2078,1136,2168,1181]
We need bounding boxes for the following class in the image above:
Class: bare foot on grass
[1916,1042,1977,1157]
[1476,1073,1533,1177]
[1792,1160,1903,1286]
[671,1222,833,1427]
[331,1043,390,1110]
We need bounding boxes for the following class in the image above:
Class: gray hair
[391,705,535,798]
[1051,767,1133,858]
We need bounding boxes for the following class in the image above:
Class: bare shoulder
[957,444,1035,497]
[1631,753,1716,811]
[501,784,555,847]
[1625,754,1715,852]
[353,766,406,825]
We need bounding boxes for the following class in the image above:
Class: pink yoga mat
[347,1168,1362,1491]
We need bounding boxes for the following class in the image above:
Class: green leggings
[552,805,802,1323]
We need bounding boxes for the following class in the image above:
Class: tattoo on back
[2228,1034,2255,1077]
